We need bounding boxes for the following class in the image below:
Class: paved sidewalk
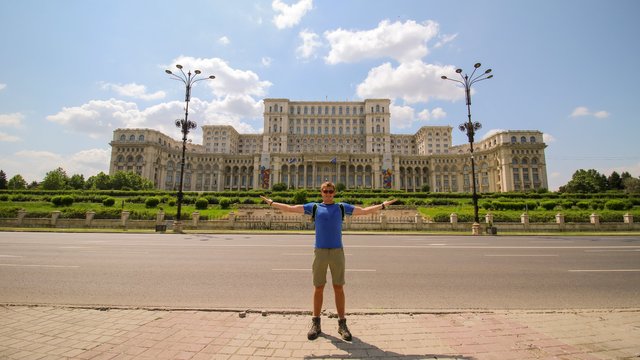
[1,306,639,360]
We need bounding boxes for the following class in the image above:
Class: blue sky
[1,0,639,191]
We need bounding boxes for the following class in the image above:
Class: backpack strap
[311,203,345,221]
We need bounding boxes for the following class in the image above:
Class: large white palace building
[109,98,548,192]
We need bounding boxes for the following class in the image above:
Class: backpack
[311,203,345,222]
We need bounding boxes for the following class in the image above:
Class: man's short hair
[320,181,335,191]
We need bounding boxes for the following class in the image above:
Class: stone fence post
[380,213,387,230]
[555,212,565,231]
[590,213,600,229]
[485,213,494,224]
[85,211,95,227]
[156,211,165,225]
[450,213,458,224]
[51,211,61,227]
[521,213,529,230]
[415,214,423,230]
[192,212,200,227]
[17,210,27,226]
[121,211,130,228]
[623,213,633,224]
[228,211,236,229]
[264,212,271,229]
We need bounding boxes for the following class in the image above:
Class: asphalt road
[1,232,639,311]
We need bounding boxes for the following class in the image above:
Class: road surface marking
[282,253,352,256]
[0,255,22,258]
[568,269,640,272]
[272,268,376,272]
[584,249,640,252]
[0,264,79,268]
[485,254,559,257]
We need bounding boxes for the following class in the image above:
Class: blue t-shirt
[303,202,355,248]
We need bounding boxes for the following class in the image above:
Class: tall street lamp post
[442,63,493,235]
[165,64,215,233]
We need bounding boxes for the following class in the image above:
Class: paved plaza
[1,305,638,359]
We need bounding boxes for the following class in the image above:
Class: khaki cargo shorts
[312,248,345,287]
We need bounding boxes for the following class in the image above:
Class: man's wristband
[381,203,386,210]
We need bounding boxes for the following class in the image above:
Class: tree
[0,170,7,189]
[68,174,86,190]
[7,174,27,189]
[559,169,608,193]
[623,176,640,193]
[110,171,154,190]
[86,172,112,190]
[40,167,69,190]
[607,171,623,190]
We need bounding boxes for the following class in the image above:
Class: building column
[312,162,317,188]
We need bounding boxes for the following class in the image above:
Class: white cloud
[296,29,322,60]
[167,56,272,98]
[46,58,269,141]
[593,110,610,119]
[570,106,610,119]
[102,82,166,101]
[218,36,230,45]
[0,112,24,127]
[261,57,273,67]
[272,0,313,29]
[434,33,458,48]
[570,106,590,117]
[0,131,21,142]
[418,107,447,121]
[543,133,557,143]
[0,83,6,91]
[389,104,415,130]
[482,129,506,140]
[0,149,110,183]
[324,20,439,64]
[46,99,144,139]
[357,61,461,104]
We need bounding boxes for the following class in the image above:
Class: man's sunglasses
[322,189,335,194]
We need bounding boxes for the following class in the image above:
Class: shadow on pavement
[304,333,475,360]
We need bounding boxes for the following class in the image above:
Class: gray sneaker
[338,318,352,341]
[307,317,321,340]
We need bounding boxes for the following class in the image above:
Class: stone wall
[0,209,638,233]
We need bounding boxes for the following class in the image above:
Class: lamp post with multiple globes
[165,64,215,233]
[441,63,493,235]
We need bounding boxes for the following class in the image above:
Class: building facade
[109,98,548,192]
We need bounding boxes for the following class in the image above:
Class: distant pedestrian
[261,181,396,341]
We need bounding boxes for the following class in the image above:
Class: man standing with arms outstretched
[261,182,396,341]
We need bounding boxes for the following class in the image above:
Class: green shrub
[102,197,116,207]
[145,197,161,208]
[575,201,590,210]
[540,200,558,210]
[195,198,209,210]
[219,197,232,209]
[605,200,632,211]
[52,195,73,206]
[293,190,307,204]
[61,196,74,206]
[51,196,63,206]
[272,183,288,191]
